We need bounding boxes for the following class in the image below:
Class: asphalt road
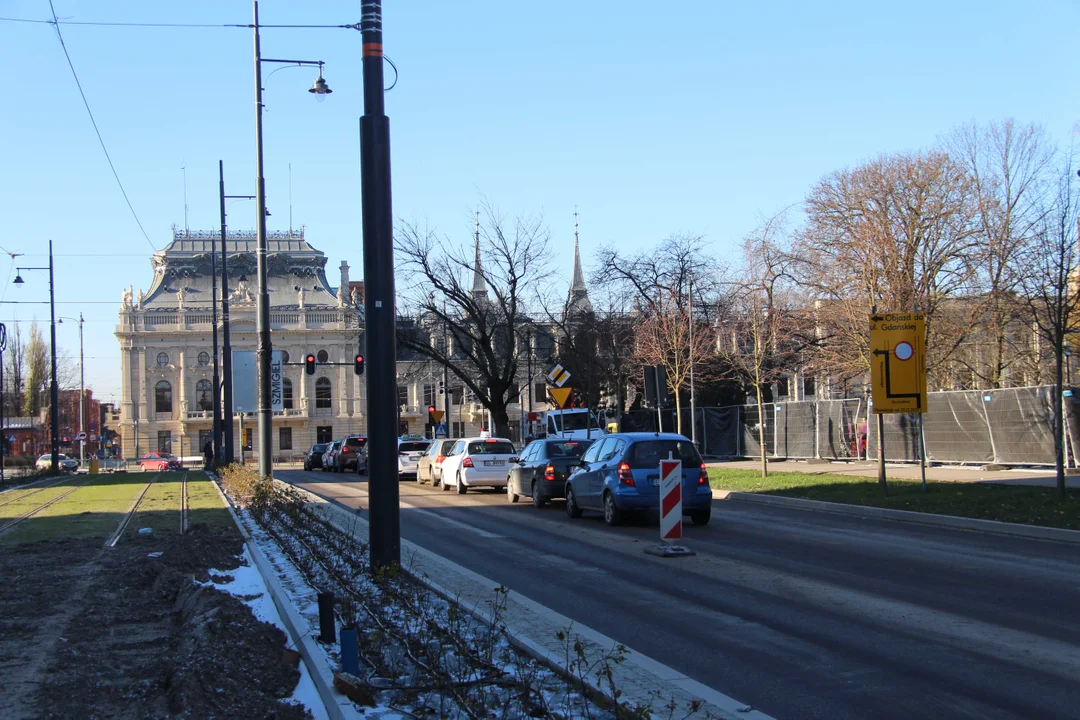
[279,468,1080,720]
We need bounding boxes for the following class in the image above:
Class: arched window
[280,350,290,364]
[155,380,172,414]
[195,379,213,411]
[317,349,329,363]
[282,378,294,410]
[156,352,169,367]
[197,351,210,366]
[315,377,331,409]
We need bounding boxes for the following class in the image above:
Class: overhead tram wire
[45,1,156,253]
[0,17,362,30]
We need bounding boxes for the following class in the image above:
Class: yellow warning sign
[548,387,573,409]
[431,410,445,424]
[870,313,927,414]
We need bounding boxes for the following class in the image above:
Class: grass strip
[184,472,235,532]
[708,468,1080,531]
[0,473,162,545]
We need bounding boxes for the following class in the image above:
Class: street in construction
[280,468,1080,720]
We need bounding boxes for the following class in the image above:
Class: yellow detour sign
[548,387,573,409]
[431,410,445,424]
[870,312,927,414]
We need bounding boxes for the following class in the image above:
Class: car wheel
[456,472,467,494]
[507,477,519,503]
[531,482,546,508]
[603,491,623,527]
[440,474,450,491]
[690,508,712,526]
[565,486,583,519]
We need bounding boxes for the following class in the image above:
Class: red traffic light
[305,354,316,375]
[427,405,436,414]
[354,354,365,375]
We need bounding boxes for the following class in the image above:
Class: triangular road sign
[548,387,573,409]
[431,410,445,423]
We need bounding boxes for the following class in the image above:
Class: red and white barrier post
[659,458,682,541]
[645,453,696,557]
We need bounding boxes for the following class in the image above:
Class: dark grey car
[507,438,595,507]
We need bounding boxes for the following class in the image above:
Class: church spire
[567,208,593,315]
[470,211,488,299]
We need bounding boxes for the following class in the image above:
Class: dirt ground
[0,523,311,720]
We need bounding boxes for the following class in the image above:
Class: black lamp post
[251,0,332,481]
[13,240,60,473]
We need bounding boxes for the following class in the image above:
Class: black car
[507,438,596,507]
[304,443,328,471]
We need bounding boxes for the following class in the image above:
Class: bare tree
[594,234,720,430]
[799,150,979,386]
[5,322,25,418]
[717,213,821,476]
[1018,153,1080,498]
[395,208,553,439]
[946,120,1054,387]
[25,321,49,417]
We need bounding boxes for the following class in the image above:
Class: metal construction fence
[624,384,1079,466]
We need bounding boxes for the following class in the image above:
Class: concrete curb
[208,474,356,720]
[717,490,1080,544]
[286,481,772,720]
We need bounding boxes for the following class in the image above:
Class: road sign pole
[918,413,927,492]
[877,412,887,495]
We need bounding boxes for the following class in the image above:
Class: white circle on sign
[894,341,914,361]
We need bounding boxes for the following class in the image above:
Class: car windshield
[546,440,591,458]
[399,442,430,453]
[626,439,702,469]
[467,440,516,455]
[312,444,327,453]
[550,411,597,432]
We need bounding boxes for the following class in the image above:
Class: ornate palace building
[116,229,364,461]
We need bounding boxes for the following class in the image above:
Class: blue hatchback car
[564,432,712,527]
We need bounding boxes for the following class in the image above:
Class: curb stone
[285,480,774,720]
[209,473,358,720]
[716,490,1080,544]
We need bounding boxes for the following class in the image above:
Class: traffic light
[354,354,365,376]
[427,405,437,424]
[305,354,316,375]
[438,380,445,395]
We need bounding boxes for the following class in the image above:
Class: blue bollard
[339,626,359,676]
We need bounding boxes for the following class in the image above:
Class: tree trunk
[491,405,512,441]
[1055,347,1066,499]
[674,392,682,437]
[756,383,768,478]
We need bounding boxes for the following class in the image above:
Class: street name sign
[870,312,927,414]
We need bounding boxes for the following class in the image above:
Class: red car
[139,452,181,471]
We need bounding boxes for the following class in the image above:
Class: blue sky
[1,0,1077,403]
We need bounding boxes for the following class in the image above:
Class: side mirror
[509,456,519,464]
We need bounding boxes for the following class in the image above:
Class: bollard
[317,591,336,643]
[339,626,360,676]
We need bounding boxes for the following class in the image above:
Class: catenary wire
[46,1,156,252]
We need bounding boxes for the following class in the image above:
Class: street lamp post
[250,0,332,481]
[360,0,400,569]
[13,240,59,473]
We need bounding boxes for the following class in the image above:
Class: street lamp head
[309,66,332,97]
[12,274,24,287]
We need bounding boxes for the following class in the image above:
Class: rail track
[180,471,189,535]
[0,474,72,510]
[104,473,162,547]
[0,476,96,537]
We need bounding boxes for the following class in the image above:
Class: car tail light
[341,446,351,454]
[544,465,556,481]
[436,455,446,464]
[617,462,635,487]
[699,462,708,485]
[463,457,474,468]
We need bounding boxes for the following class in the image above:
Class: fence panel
[701,406,739,457]
[774,402,817,458]
[740,403,775,457]
[986,386,1057,465]
[921,390,993,464]
[817,399,863,460]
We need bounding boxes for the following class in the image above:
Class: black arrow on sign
[873,348,922,408]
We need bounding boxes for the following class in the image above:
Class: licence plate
[484,460,505,467]
[648,475,660,486]
[409,454,420,460]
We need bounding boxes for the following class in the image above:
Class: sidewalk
[708,458,1080,489]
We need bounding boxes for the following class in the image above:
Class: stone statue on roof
[176,286,186,311]
[121,285,133,308]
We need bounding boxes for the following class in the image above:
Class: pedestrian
[203,440,214,471]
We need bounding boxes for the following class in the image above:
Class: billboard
[232,350,284,413]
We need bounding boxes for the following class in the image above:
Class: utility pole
[78,313,84,467]
[252,1,274,481]
[210,204,222,465]
[689,272,696,446]
[219,161,235,464]
[360,0,400,569]
[443,307,450,438]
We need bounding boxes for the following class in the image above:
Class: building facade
[116,230,365,461]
